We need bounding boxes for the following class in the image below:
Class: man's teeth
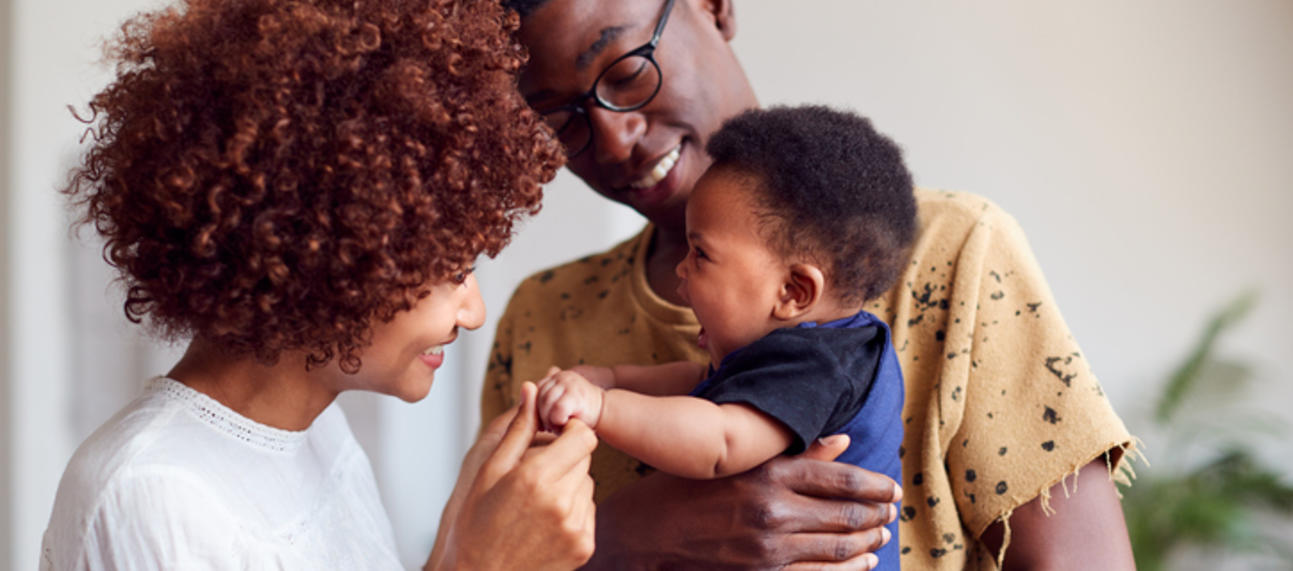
[421,345,444,356]
[629,146,681,189]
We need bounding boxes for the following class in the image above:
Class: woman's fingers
[531,418,598,476]
[576,470,596,523]
[545,437,594,509]
[435,379,597,571]
[475,398,520,450]
[478,382,539,486]
[572,472,598,561]
[481,405,517,440]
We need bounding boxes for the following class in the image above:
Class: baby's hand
[568,364,615,389]
[536,368,606,431]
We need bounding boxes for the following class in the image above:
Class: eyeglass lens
[542,54,661,157]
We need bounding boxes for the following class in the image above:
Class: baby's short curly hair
[706,105,916,305]
[67,0,563,372]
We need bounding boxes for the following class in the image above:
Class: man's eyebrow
[576,25,628,70]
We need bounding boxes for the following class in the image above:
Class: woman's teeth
[629,145,681,189]
[421,345,444,356]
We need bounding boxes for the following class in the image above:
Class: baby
[537,105,915,487]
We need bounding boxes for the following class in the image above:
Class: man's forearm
[583,436,901,569]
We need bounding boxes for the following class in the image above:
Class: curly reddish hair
[67,0,563,372]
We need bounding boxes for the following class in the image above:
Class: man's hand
[584,434,901,570]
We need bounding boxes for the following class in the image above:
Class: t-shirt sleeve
[48,468,240,571]
[939,203,1135,537]
[697,330,879,455]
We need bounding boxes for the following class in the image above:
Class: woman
[41,0,594,568]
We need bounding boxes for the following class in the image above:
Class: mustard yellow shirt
[481,189,1136,569]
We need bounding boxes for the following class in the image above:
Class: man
[481,1,1138,568]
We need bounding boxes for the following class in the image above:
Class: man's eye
[608,61,648,87]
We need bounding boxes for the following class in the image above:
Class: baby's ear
[773,263,825,321]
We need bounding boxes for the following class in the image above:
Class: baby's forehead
[692,163,766,201]
[687,167,769,227]
[691,167,815,250]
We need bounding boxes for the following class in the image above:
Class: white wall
[2,0,122,565]
[1,0,13,563]
[3,1,1291,569]
[729,0,1293,466]
[735,0,1293,393]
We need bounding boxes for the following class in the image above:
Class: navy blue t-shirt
[690,309,904,570]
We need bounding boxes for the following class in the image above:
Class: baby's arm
[569,361,706,396]
[536,369,792,479]
[601,391,793,479]
[535,361,705,428]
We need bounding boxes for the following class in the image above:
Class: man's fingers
[781,554,876,571]
[802,434,850,461]
[754,493,894,534]
[774,457,902,504]
[479,382,539,485]
[794,437,902,503]
[776,526,891,569]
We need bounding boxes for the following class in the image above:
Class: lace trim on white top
[151,376,310,453]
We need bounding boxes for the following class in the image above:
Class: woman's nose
[457,275,486,330]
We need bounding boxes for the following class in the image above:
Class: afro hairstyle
[704,105,916,304]
[66,0,564,372]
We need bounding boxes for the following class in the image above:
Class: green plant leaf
[1154,290,1258,423]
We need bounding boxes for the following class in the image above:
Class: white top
[41,377,401,570]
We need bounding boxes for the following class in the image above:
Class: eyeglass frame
[538,0,677,158]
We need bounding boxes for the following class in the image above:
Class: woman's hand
[584,434,901,570]
[427,382,598,571]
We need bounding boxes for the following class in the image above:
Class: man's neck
[645,224,690,306]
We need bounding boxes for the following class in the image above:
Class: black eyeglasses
[538,0,676,158]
